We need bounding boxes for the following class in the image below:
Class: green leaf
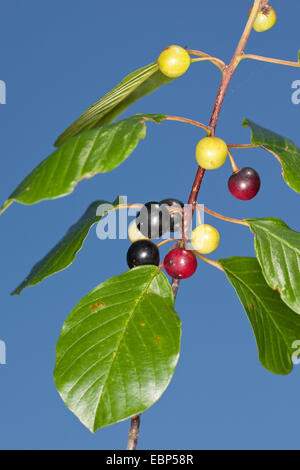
[1,114,165,215]
[243,118,300,193]
[298,50,300,63]
[219,256,300,375]
[11,196,123,296]
[247,217,300,315]
[55,62,173,147]
[54,266,181,432]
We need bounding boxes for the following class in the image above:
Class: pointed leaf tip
[54,266,181,431]
[11,196,123,295]
[54,62,173,147]
[220,256,300,375]
[2,115,166,213]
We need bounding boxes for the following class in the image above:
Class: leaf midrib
[92,268,161,429]
[250,222,300,254]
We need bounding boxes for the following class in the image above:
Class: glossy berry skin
[195,137,228,170]
[158,45,190,78]
[160,198,184,233]
[251,5,277,32]
[127,240,160,269]
[136,201,169,239]
[164,248,197,280]
[191,224,220,254]
[228,167,261,201]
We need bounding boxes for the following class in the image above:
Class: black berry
[228,167,261,200]
[127,240,160,269]
[160,198,184,232]
[136,201,169,238]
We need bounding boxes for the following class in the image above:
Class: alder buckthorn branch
[126,0,275,448]
[126,414,141,451]
[171,0,265,298]
[5,0,296,450]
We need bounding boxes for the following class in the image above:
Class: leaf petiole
[239,53,300,68]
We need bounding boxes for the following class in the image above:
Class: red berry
[228,167,260,201]
[164,248,197,279]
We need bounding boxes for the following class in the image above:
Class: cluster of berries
[127,5,276,280]
[127,199,220,280]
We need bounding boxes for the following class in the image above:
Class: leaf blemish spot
[140,322,145,326]
[250,303,254,309]
[155,337,161,344]
[97,302,104,307]
[146,290,150,295]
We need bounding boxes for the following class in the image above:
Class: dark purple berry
[136,201,169,238]
[228,167,260,201]
[160,198,184,232]
[127,240,160,269]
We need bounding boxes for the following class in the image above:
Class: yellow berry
[128,220,149,243]
[191,224,220,254]
[158,45,190,78]
[251,5,277,32]
[195,137,228,170]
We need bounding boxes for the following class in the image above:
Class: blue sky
[0,0,300,450]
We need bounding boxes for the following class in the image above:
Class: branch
[171,0,262,298]
[126,414,141,450]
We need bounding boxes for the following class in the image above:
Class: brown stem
[227,149,239,173]
[157,238,176,248]
[203,206,248,227]
[171,0,263,297]
[126,414,141,450]
[187,49,226,72]
[165,115,210,132]
[228,143,254,149]
[240,54,300,68]
[209,0,263,131]
[192,252,224,272]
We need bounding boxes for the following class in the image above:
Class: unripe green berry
[191,224,220,254]
[158,45,190,78]
[195,137,228,170]
[128,220,148,243]
[251,5,277,32]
